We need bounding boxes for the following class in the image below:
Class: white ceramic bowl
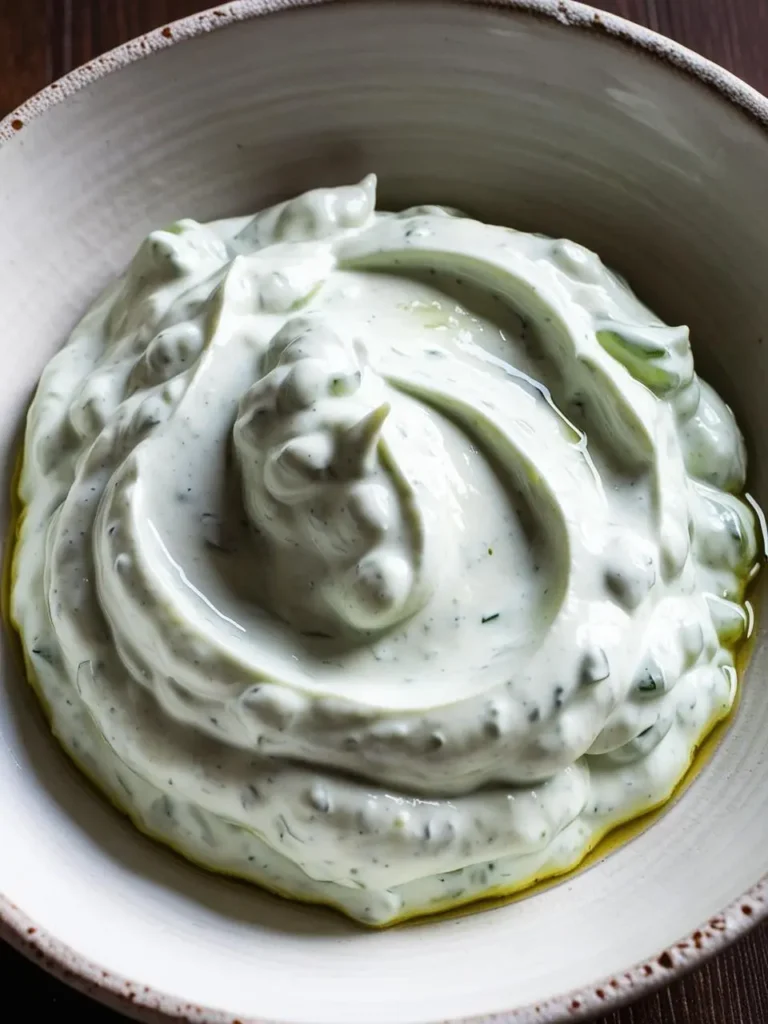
[2,2,768,1022]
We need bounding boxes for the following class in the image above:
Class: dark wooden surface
[2,1,768,1021]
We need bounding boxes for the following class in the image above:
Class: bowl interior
[2,3,768,1022]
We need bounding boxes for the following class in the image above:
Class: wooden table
[2,1,768,1021]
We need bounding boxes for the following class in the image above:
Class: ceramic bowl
[2,2,768,1022]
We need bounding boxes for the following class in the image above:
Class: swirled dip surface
[13,177,762,925]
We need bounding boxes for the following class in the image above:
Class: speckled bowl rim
[2,1,768,1022]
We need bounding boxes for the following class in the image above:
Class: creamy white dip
[12,176,761,924]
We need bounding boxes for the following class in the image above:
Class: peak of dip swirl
[13,176,762,924]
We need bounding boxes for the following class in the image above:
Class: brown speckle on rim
[642,964,653,976]
[11,118,23,131]
[710,917,726,931]
[609,979,619,989]
[214,8,228,14]
[595,989,606,1000]
[658,951,675,969]
[570,1001,580,1011]
[743,904,755,915]
[162,26,173,39]
[26,926,35,935]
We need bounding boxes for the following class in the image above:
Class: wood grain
[1,1,768,1022]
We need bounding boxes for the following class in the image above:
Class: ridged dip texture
[12,177,761,924]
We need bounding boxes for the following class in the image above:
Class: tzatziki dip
[12,176,762,925]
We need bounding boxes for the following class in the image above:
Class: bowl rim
[1,1,768,1022]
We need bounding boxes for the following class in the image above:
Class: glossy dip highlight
[11,177,762,925]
